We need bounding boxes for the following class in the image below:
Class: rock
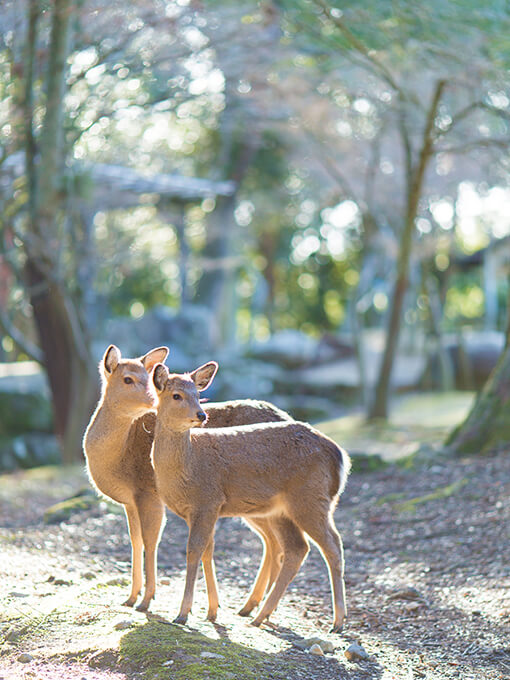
[53,578,71,586]
[160,577,171,585]
[318,640,334,654]
[114,620,134,631]
[344,642,369,661]
[309,643,324,656]
[106,577,129,587]
[82,572,95,580]
[248,329,318,368]
[0,433,60,471]
[5,628,21,642]
[162,660,174,666]
[200,651,225,660]
[402,601,425,614]
[17,653,33,663]
[9,591,29,598]
[387,586,425,602]
[294,637,334,654]
[0,362,53,436]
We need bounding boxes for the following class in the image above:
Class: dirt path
[1,449,509,680]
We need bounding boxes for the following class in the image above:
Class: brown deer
[151,361,351,632]
[83,345,292,613]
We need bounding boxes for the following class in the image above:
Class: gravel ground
[0,449,509,679]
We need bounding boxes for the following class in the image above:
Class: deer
[150,361,351,633]
[82,345,292,613]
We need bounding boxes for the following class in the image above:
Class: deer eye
[124,377,134,385]
[172,393,182,400]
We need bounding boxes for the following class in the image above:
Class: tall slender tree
[21,0,97,462]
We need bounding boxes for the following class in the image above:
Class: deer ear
[190,361,218,391]
[104,345,121,374]
[141,346,169,373]
[153,363,169,392]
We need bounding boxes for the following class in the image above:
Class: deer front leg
[136,494,166,612]
[174,513,217,625]
[123,503,143,607]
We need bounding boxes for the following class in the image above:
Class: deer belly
[221,493,283,518]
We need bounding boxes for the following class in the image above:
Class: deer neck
[153,419,192,470]
[84,399,134,462]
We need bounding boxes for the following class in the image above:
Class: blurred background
[1,0,510,468]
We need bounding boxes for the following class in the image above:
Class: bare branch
[301,127,359,202]
[311,0,405,99]
[436,137,510,154]
[0,308,43,363]
[439,100,510,138]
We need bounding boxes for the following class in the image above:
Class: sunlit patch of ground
[1,398,509,680]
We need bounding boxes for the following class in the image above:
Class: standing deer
[83,345,292,613]
[151,361,351,632]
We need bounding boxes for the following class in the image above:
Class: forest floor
[1,394,509,680]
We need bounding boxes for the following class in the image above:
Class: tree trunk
[22,0,97,462]
[368,80,446,419]
[25,260,97,462]
[446,286,510,454]
[195,137,256,348]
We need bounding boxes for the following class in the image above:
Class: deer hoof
[136,601,150,612]
[122,597,137,608]
[173,614,188,625]
[237,604,255,617]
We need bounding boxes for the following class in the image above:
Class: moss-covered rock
[349,452,387,473]
[43,491,99,524]
[0,390,53,436]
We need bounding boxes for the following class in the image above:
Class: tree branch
[312,0,405,99]
[439,99,510,138]
[0,308,43,363]
[436,137,509,155]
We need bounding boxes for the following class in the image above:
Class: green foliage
[277,0,510,73]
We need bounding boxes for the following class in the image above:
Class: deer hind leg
[238,518,283,617]
[123,503,143,607]
[135,494,166,612]
[291,505,347,633]
[174,512,218,625]
[251,517,309,627]
[201,536,219,622]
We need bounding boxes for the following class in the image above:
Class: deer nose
[197,411,207,422]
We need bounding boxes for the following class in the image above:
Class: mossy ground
[119,618,301,680]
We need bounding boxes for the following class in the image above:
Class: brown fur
[82,346,292,612]
[151,362,351,632]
